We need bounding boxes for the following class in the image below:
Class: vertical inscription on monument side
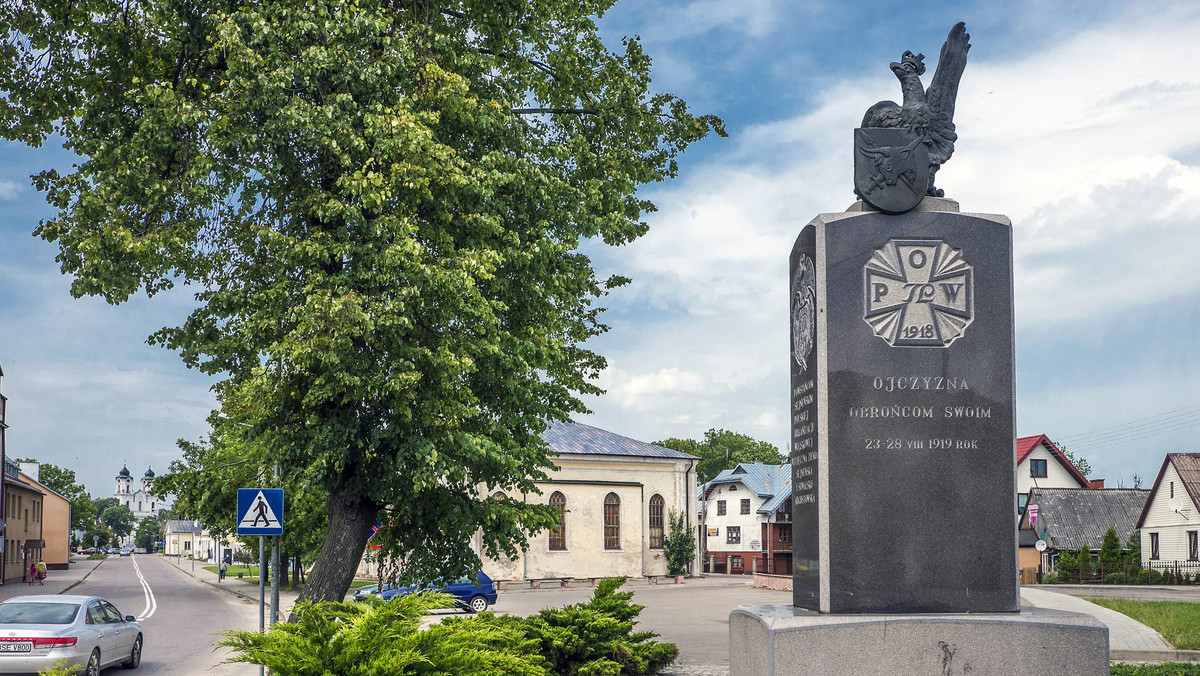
[790,225,819,609]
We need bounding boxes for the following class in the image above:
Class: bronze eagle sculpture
[860,22,970,198]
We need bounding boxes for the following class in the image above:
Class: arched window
[603,493,621,550]
[491,491,507,500]
[648,495,665,549]
[549,491,567,550]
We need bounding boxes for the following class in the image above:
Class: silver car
[0,595,142,675]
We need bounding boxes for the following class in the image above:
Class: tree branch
[512,107,598,116]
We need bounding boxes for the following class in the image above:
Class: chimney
[1088,479,1105,489]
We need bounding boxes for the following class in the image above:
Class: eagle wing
[923,22,970,165]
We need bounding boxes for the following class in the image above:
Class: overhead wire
[1056,403,1200,453]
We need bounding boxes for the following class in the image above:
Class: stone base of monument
[730,605,1109,676]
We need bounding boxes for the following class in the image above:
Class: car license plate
[0,642,32,652]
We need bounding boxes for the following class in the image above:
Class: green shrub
[220,577,678,675]
[219,592,549,675]
[521,577,678,675]
[1105,572,1127,585]
[1079,544,1095,581]
[661,509,695,577]
[38,659,80,675]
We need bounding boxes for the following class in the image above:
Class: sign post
[237,486,284,674]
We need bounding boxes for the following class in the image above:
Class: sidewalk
[160,554,303,619]
[0,555,105,602]
[1020,587,1200,663]
[159,562,1200,668]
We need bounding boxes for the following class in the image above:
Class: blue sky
[2,0,1199,498]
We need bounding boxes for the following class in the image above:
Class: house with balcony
[699,463,791,575]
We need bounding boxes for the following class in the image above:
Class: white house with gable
[1137,453,1200,569]
[1016,435,1089,513]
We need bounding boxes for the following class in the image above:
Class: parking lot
[490,575,790,667]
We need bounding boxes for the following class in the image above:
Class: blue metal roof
[704,463,791,515]
[540,420,698,460]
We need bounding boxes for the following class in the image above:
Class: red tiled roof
[1016,434,1089,487]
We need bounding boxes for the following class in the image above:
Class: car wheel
[86,649,101,676]
[122,634,143,669]
[468,595,488,613]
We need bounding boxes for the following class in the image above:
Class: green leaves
[4,0,721,599]
[656,429,785,484]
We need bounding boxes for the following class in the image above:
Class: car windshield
[0,603,80,624]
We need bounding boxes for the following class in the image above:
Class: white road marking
[130,556,157,621]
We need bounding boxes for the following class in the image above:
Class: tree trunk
[293,488,376,614]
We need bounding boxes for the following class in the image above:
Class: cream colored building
[16,464,71,570]
[479,421,698,582]
[163,519,205,558]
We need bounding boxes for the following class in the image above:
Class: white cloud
[0,179,19,200]
[582,7,1200,467]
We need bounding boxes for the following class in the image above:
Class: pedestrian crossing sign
[237,488,285,536]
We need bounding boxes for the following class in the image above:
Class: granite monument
[731,23,1110,675]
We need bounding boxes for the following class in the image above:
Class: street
[491,577,791,667]
[9,555,260,675]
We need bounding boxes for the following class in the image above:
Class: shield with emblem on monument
[854,128,929,214]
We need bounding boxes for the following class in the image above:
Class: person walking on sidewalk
[27,562,36,585]
[35,561,47,585]
[218,559,227,582]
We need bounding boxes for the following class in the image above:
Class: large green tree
[656,429,785,484]
[101,505,138,539]
[15,461,96,534]
[134,516,163,551]
[92,497,119,517]
[155,428,328,587]
[1,0,720,603]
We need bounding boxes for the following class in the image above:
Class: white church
[115,464,161,520]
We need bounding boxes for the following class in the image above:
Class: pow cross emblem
[863,239,973,347]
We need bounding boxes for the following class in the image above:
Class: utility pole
[271,464,279,626]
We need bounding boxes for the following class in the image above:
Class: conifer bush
[219,577,678,675]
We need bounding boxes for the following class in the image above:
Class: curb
[58,557,104,595]
[1111,649,1200,663]
[163,558,274,608]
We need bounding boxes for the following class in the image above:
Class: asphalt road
[491,577,791,667]
[74,555,259,675]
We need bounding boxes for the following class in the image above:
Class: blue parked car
[379,572,498,612]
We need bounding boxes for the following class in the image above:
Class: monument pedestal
[730,605,1109,676]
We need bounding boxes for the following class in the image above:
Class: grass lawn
[199,565,376,590]
[1085,598,1200,650]
[1110,664,1200,675]
[202,564,260,581]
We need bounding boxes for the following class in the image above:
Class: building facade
[699,463,791,575]
[1137,453,1200,571]
[2,458,44,584]
[478,421,698,582]
[16,464,72,570]
[1016,434,1089,513]
[1019,487,1148,578]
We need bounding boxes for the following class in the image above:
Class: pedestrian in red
[27,562,35,585]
